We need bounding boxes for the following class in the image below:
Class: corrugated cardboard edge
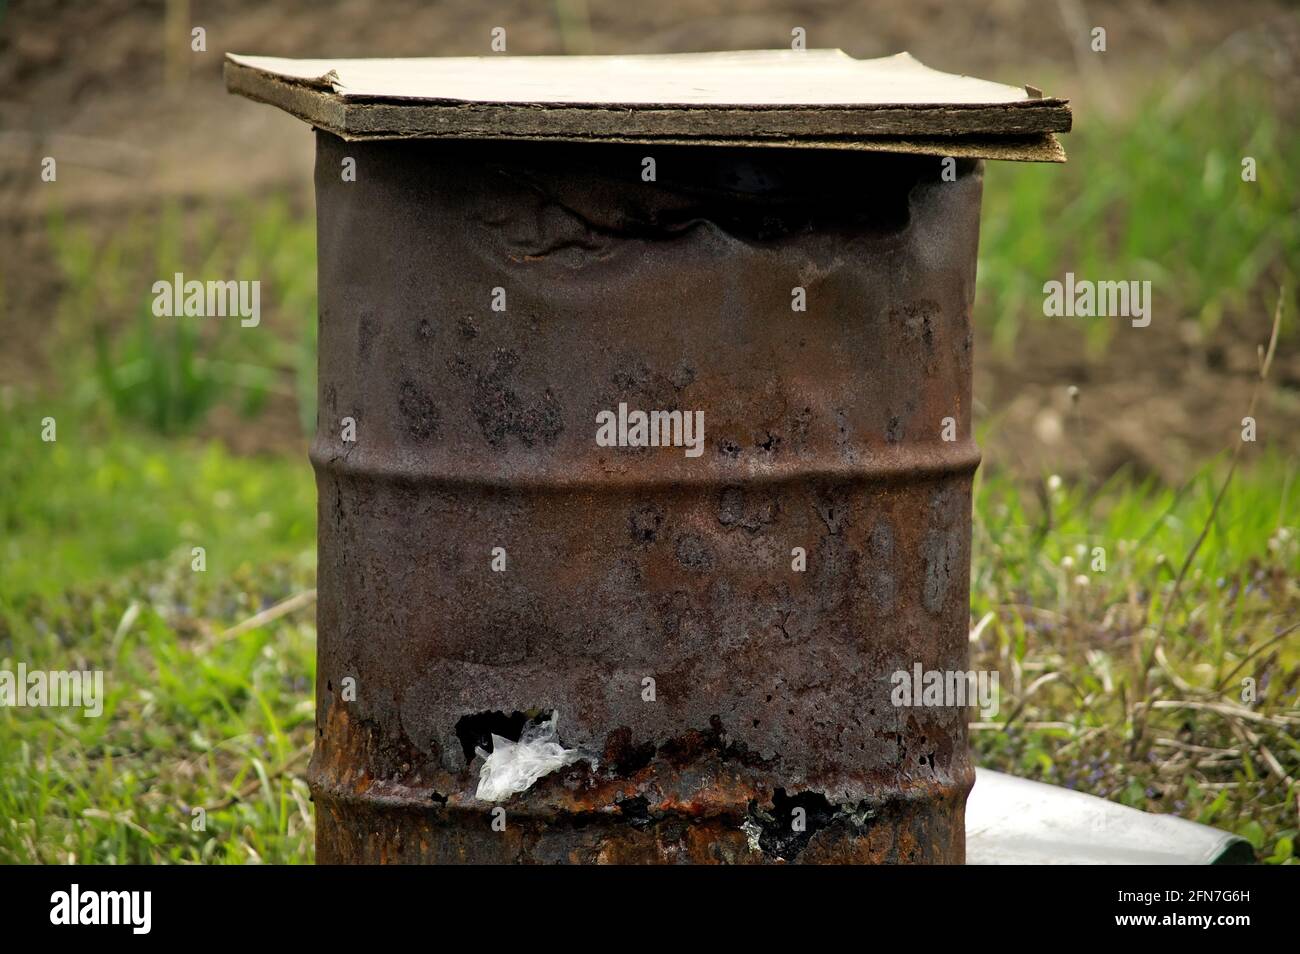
[224,58,1067,162]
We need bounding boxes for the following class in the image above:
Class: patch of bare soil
[975,307,1299,484]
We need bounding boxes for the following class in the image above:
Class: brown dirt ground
[2,0,1297,477]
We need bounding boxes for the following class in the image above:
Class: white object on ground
[966,768,1252,864]
[475,712,589,802]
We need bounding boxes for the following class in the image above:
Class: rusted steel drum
[308,133,982,863]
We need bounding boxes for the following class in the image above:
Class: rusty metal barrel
[226,49,1070,863]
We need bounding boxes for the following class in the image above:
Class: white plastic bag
[475,711,590,802]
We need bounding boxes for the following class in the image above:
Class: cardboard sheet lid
[225,50,1071,162]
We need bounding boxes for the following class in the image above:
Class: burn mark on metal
[453,347,566,449]
[743,789,879,861]
[309,134,982,863]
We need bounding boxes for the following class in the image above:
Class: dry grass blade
[1144,699,1300,726]
[212,589,317,645]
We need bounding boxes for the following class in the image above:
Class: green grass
[970,453,1299,864]
[0,406,317,864]
[0,403,314,600]
[979,71,1299,354]
[47,195,318,438]
[0,569,318,864]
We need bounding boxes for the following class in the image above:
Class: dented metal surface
[309,133,980,863]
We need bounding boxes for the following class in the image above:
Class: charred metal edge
[310,770,973,863]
